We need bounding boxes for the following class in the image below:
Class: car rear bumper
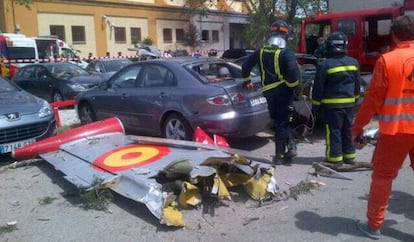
[197,109,270,138]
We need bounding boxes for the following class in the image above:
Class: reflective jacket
[312,54,361,109]
[378,41,414,134]
[241,46,299,93]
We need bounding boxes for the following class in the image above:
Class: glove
[243,81,254,90]
[352,133,366,149]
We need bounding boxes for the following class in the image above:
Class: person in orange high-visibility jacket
[312,31,362,165]
[352,15,414,240]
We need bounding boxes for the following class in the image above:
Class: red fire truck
[298,0,414,73]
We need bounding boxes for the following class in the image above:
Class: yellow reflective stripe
[325,124,343,162]
[243,76,251,82]
[262,80,284,92]
[344,153,356,159]
[274,49,282,79]
[312,100,321,105]
[321,97,355,104]
[327,65,357,74]
[286,80,299,87]
[259,49,265,83]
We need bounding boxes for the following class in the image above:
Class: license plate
[0,139,36,154]
[250,96,267,106]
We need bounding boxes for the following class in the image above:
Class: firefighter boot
[283,138,297,166]
[272,139,286,165]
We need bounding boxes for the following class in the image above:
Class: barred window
[71,26,86,44]
[115,27,126,43]
[176,29,184,43]
[163,28,172,43]
[131,27,142,43]
[50,25,66,41]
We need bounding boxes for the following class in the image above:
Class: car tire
[52,90,64,102]
[78,102,97,125]
[162,113,193,140]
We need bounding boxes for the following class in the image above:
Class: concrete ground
[0,110,413,242]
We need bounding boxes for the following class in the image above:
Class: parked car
[86,58,132,74]
[76,56,270,140]
[12,62,105,102]
[0,76,56,155]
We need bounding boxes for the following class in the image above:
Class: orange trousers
[367,133,414,230]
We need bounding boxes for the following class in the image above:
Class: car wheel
[78,102,97,125]
[162,114,193,140]
[52,91,64,102]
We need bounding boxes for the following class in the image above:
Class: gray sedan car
[0,76,56,155]
[76,57,270,140]
[12,62,105,102]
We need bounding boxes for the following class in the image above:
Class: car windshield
[102,59,132,72]
[47,64,89,78]
[186,62,243,83]
[0,77,19,92]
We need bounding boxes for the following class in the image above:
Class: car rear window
[187,62,242,83]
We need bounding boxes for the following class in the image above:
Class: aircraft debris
[13,117,279,227]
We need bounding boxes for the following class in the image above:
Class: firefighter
[242,20,300,166]
[311,31,362,165]
[352,15,414,240]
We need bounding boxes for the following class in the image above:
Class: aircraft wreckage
[13,117,279,227]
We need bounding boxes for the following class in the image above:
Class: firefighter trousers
[367,133,414,230]
[323,107,356,163]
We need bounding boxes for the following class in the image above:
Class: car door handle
[159,92,168,98]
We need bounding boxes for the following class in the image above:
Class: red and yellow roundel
[94,144,170,172]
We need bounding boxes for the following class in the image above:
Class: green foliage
[38,196,58,205]
[79,178,113,211]
[141,37,153,46]
[14,0,33,5]
[183,21,200,51]
[0,224,17,234]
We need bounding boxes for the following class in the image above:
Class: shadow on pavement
[294,210,414,241]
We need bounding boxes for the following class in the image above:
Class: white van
[0,33,39,78]
[32,36,88,68]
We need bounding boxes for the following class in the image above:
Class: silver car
[76,57,270,140]
[0,76,56,155]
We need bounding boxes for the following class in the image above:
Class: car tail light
[207,92,246,106]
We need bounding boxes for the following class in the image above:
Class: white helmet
[267,36,286,49]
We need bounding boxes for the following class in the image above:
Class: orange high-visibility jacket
[378,41,414,135]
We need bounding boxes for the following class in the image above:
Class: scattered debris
[0,221,17,234]
[79,177,114,212]
[288,179,325,200]
[38,196,58,205]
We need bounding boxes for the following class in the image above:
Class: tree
[183,21,200,52]
[242,0,328,48]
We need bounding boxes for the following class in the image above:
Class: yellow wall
[1,0,249,58]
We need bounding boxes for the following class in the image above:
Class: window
[131,27,142,43]
[114,27,126,43]
[176,29,184,43]
[212,30,219,43]
[201,30,209,42]
[163,28,172,43]
[71,26,86,44]
[140,65,175,87]
[111,66,142,88]
[338,19,356,36]
[50,25,66,41]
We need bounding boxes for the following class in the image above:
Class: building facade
[0,0,251,58]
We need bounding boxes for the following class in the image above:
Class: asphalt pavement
[0,110,413,242]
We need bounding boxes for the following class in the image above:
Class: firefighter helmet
[325,31,348,54]
[270,20,289,36]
